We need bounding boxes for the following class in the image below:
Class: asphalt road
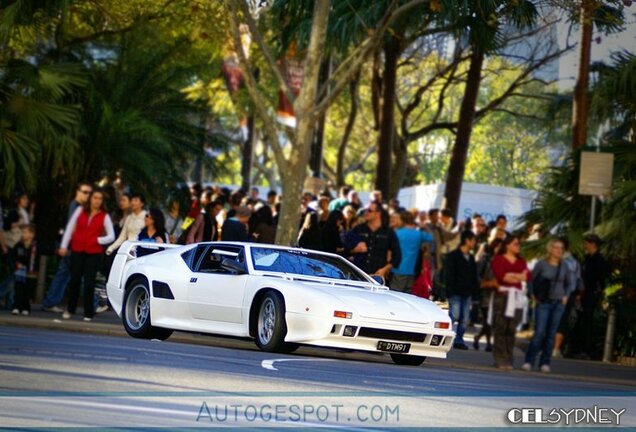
[1,327,635,429]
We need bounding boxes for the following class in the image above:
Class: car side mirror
[371,275,385,285]
[221,258,247,275]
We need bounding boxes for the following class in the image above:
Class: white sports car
[107,241,454,366]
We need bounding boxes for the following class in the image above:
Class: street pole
[591,123,615,364]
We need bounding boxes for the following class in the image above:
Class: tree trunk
[241,115,255,191]
[374,35,400,199]
[572,0,595,150]
[336,71,360,187]
[274,0,330,246]
[309,58,331,177]
[443,47,485,220]
[389,133,407,198]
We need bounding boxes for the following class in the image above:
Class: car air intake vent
[357,328,426,343]
[152,281,175,300]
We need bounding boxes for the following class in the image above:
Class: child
[11,225,37,316]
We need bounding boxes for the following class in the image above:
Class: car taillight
[435,321,450,329]
[334,311,352,319]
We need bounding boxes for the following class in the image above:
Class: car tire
[254,291,288,352]
[390,354,426,366]
[122,278,173,341]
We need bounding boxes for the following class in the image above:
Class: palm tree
[0,59,85,195]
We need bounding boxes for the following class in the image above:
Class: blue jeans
[524,301,565,367]
[449,295,472,345]
[42,255,71,308]
[0,274,14,309]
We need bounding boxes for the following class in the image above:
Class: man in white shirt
[106,194,147,255]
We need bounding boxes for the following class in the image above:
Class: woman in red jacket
[490,235,530,369]
[59,189,115,321]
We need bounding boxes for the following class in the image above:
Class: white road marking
[261,358,335,371]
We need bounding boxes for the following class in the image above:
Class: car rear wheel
[122,278,172,341]
[390,354,426,366]
[254,291,288,352]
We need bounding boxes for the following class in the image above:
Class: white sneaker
[540,365,551,373]
[95,305,109,314]
[83,317,92,322]
[521,363,532,371]
[43,305,64,313]
[552,349,562,358]
[11,309,19,315]
[62,311,71,319]
[21,310,30,316]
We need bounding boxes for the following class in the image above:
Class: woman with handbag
[491,235,531,369]
[522,238,574,373]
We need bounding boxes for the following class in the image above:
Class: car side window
[196,246,244,274]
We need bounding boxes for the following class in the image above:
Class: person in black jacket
[348,202,401,280]
[445,230,479,350]
[320,210,344,254]
[579,233,610,359]
[298,212,323,251]
[221,206,251,242]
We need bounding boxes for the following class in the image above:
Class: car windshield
[250,247,369,282]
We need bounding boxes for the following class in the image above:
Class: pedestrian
[552,237,583,358]
[389,212,402,230]
[60,189,115,321]
[342,205,357,231]
[391,211,432,294]
[163,199,183,244]
[187,193,221,244]
[252,205,277,244]
[298,212,323,250]
[266,190,278,208]
[578,233,610,359]
[491,235,530,369]
[138,208,167,243]
[347,190,361,211]
[348,202,401,280]
[445,231,480,350]
[112,193,131,237]
[221,206,251,242]
[328,186,351,212]
[106,193,146,255]
[320,210,344,254]
[425,208,458,301]
[41,182,92,313]
[0,193,30,310]
[10,225,37,315]
[473,237,503,352]
[522,238,574,373]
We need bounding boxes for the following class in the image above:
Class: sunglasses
[80,190,91,194]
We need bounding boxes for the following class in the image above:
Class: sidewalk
[1,306,635,387]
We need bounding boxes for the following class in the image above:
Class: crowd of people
[0,182,610,370]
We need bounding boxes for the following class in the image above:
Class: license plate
[377,341,411,353]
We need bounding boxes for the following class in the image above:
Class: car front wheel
[122,278,172,341]
[254,291,288,352]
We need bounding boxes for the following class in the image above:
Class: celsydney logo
[507,407,626,426]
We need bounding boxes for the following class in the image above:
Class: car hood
[299,281,448,325]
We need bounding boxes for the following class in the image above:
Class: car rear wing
[107,241,183,292]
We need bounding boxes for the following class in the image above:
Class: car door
[187,245,248,324]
